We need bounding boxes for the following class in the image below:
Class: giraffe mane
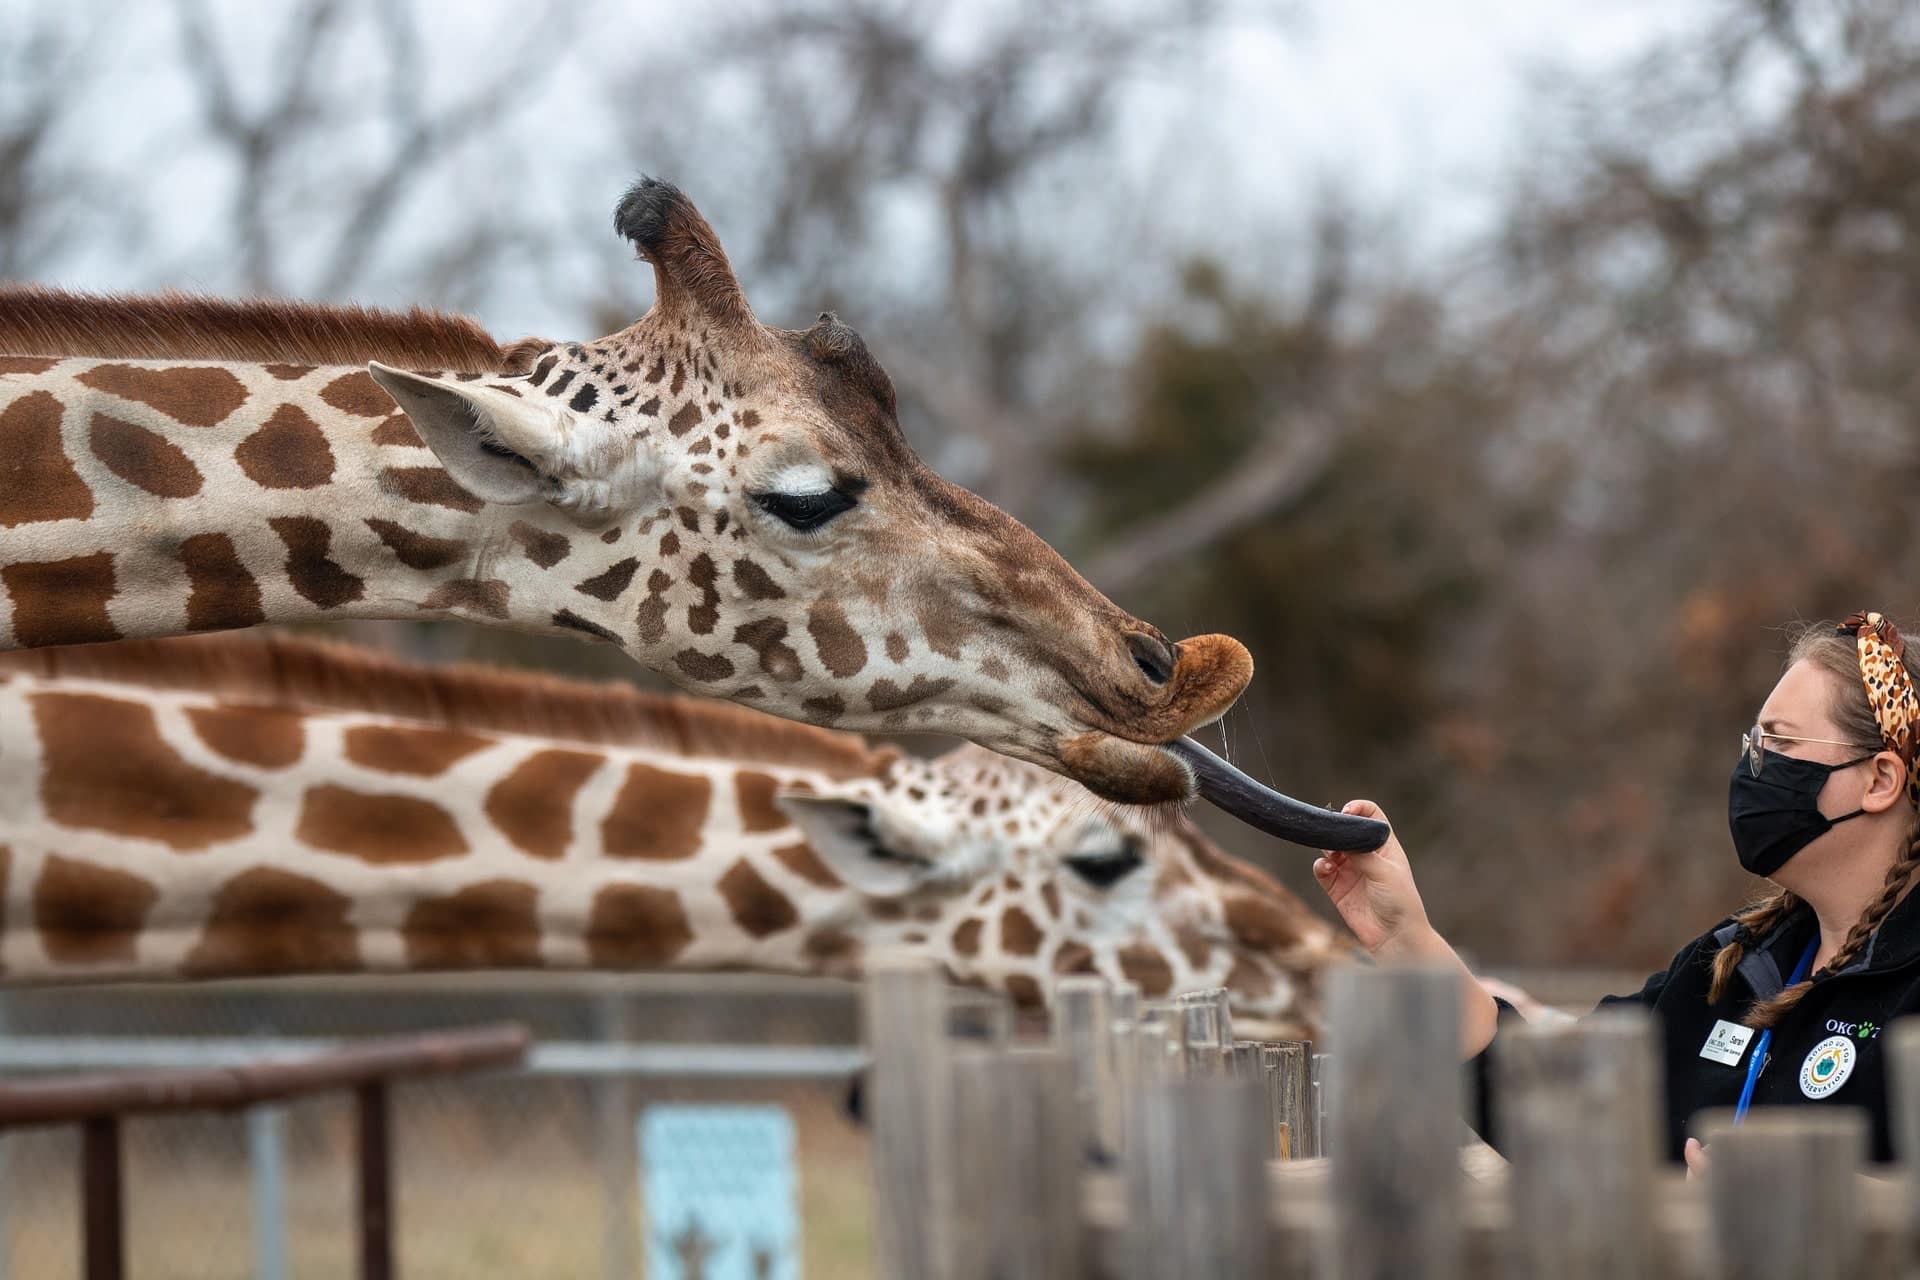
[0,633,890,779]
[0,285,519,372]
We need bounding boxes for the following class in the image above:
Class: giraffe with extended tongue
[0,178,1382,852]
[0,633,1346,1035]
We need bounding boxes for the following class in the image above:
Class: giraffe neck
[0,638,886,983]
[0,357,578,646]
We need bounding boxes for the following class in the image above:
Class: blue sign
[641,1105,801,1280]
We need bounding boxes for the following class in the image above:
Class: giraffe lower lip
[1167,736,1389,852]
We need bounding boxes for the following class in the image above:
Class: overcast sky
[17,0,1692,336]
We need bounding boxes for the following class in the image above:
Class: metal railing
[0,1024,531,1280]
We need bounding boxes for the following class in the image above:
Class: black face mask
[1727,749,1875,877]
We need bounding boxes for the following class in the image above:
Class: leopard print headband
[1838,610,1920,808]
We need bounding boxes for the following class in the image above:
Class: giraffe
[0,633,1346,1035]
[0,178,1386,852]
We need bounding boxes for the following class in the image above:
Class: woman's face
[1755,659,1869,773]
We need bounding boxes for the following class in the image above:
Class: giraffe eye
[1064,843,1143,889]
[752,486,857,531]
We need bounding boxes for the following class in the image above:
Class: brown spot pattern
[885,633,908,663]
[320,371,396,417]
[686,555,720,634]
[402,881,543,969]
[269,516,365,609]
[186,704,305,769]
[422,578,510,619]
[296,785,469,862]
[35,855,159,965]
[372,413,423,446]
[344,724,492,776]
[1175,925,1212,970]
[601,763,712,860]
[666,401,702,435]
[1053,942,1097,975]
[1001,907,1044,956]
[184,867,359,976]
[88,411,203,498]
[807,601,866,678]
[718,858,799,938]
[1117,944,1174,996]
[0,356,57,374]
[236,404,335,489]
[733,771,788,832]
[733,558,784,600]
[484,749,603,860]
[953,918,983,957]
[179,534,265,632]
[773,841,841,889]
[33,691,258,849]
[263,363,312,381]
[673,649,734,682]
[868,676,955,713]
[4,554,120,646]
[509,521,570,567]
[575,557,639,602]
[382,466,484,513]
[585,884,694,968]
[367,518,467,571]
[76,363,246,426]
[0,391,94,526]
[802,694,845,722]
[734,618,802,683]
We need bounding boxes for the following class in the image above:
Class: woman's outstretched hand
[1312,800,1434,959]
[1314,800,1501,1058]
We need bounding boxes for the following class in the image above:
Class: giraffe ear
[774,792,934,898]
[367,362,567,507]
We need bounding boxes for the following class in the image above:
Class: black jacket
[1472,887,1920,1163]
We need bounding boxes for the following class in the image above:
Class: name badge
[1700,1019,1755,1066]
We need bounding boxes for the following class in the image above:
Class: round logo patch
[1799,1035,1857,1099]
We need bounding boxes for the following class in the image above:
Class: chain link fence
[0,975,872,1279]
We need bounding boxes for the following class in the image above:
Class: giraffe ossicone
[0,633,1347,1034]
[0,176,1384,850]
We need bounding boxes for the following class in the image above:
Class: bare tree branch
[1079,418,1333,595]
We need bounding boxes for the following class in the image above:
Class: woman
[1314,612,1920,1168]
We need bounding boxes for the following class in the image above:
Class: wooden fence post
[1179,998,1225,1076]
[1323,965,1461,1280]
[1053,977,1120,1163]
[1262,1042,1311,1159]
[864,960,954,1280]
[1888,1018,1920,1250]
[1493,1009,1662,1279]
[1699,1108,1866,1280]
[1125,1077,1270,1279]
[950,1046,1083,1280]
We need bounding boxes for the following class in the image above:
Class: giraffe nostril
[1127,632,1177,687]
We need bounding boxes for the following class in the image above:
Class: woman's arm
[1312,799,1502,1058]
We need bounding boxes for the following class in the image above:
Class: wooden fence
[862,961,1917,1279]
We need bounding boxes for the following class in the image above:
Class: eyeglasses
[1742,725,1882,777]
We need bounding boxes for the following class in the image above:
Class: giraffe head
[366,179,1380,850]
[776,745,1351,1031]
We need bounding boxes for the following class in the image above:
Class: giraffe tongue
[1168,736,1390,852]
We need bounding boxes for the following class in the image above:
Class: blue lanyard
[1733,937,1818,1125]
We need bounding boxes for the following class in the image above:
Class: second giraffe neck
[0,358,597,647]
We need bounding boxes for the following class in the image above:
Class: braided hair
[1706,619,1920,1028]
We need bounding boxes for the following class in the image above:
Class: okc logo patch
[1799,1035,1857,1099]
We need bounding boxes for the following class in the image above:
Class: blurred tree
[1450,0,1920,964]
[605,0,1284,518]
